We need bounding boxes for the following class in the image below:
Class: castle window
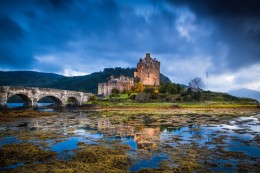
[148,73,150,78]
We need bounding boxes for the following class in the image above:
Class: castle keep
[134,53,160,86]
[98,53,160,96]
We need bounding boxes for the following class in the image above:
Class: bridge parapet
[0,86,92,108]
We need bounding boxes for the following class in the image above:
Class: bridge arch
[66,96,80,106]
[37,95,63,108]
[7,93,32,108]
[0,86,92,109]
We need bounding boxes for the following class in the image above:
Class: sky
[0,0,260,92]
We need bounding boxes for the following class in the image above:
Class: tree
[133,82,145,93]
[159,82,184,94]
[176,84,184,93]
[111,88,120,95]
[188,77,205,91]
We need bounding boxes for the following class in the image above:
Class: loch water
[0,110,259,172]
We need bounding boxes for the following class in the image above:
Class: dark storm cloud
[0,15,24,42]
[0,0,189,72]
[167,0,260,17]
[0,14,34,68]
[167,0,260,72]
[0,0,259,91]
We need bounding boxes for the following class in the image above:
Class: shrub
[129,94,137,100]
[111,88,120,95]
[89,95,97,101]
[121,89,128,94]
[135,93,149,102]
[165,95,172,102]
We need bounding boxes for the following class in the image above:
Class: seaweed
[0,143,57,167]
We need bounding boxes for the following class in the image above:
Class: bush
[129,94,137,100]
[144,87,155,94]
[192,91,202,101]
[164,95,172,102]
[121,89,128,94]
[175,97,181,101]
[150,93,159,99]
[89,95,97,101]
[111,88,120,95]
[135,93,149,102]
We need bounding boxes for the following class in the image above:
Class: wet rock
[253,135,260,144]
[16,122,28,127]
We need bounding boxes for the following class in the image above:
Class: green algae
[0,110,57,122]
[1,109,259,172]
[17,130,65,141]
[0,143,57,167]
[4,144,131,173]
[72,145,130,171]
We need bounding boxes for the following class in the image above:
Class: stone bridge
[0,86,92,108]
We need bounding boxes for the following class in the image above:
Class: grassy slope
[96,94,259,109]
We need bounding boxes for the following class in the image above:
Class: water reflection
[85,118,161,149]
[7,103,54,108]
[0,112,259,172]
[134,127,160,149]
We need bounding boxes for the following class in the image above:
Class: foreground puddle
[0,112,259,172]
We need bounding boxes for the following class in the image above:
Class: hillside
[228,88,260,102]
[0,68,171,93]
[0,71,63,87]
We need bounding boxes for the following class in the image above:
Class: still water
[7,103,54,112]
[0,111,259,172]
[7,103,54,108]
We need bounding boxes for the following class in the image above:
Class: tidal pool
[0,111,259,172]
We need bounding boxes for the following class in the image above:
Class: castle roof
[139,53,159,64]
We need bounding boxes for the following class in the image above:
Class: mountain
[228,88,260,101]
[0,68,171,93]
[0,71,63,87]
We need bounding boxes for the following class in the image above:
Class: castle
[134,53,160,86]
[98,53,160,96]
[98,75,134,96]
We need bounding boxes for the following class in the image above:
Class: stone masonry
[0,86,92,108]
[98,75,134,96]
[134,53,160,86]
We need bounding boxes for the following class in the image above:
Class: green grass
[95,101,259,109]
[178,102,258,108]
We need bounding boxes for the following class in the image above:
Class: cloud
[167,0,260,71]
[207,63,260,92]
[0,0,259,92]
[63,69,89,77]
[0,14,35,69]
[158,54,213,84]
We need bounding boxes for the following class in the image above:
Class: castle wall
[98,53,160,96]
[135,53,160,86]
[98,75,134,96]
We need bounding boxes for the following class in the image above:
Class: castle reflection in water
[25,114,161,149]
[93,118,160,149]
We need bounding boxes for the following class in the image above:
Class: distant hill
[0,71,63,87]
[228,88,260,102]
[0,68,171,93]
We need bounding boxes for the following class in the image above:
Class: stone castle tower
[134,53,160,86]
